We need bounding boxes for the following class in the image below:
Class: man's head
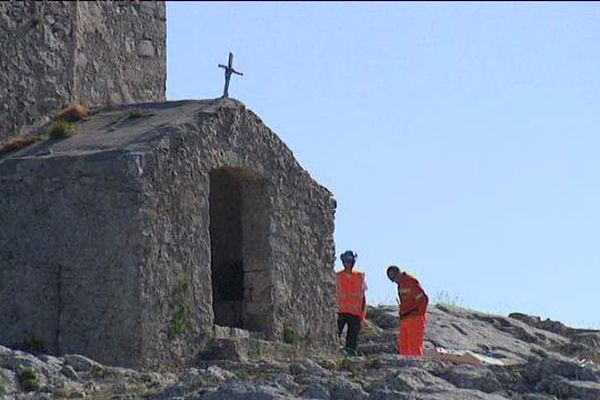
[386,265,401,283]
[340,250,357,271]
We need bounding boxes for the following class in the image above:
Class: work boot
[341,347,359,357]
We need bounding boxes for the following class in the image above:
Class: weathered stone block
[138,40,156,58]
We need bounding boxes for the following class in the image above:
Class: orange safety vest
[336,270,366,318]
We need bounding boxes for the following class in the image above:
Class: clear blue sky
[166,2,600,329]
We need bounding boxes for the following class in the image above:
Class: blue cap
[340,250,357,263]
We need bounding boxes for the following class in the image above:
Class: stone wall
[74,2,166,106]
[137,105,335,356]
[0,1,166,141]
[0,2,76,139]
[0,150,148,366]
[136,101,337,368]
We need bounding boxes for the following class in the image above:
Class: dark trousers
[337,313,361,350]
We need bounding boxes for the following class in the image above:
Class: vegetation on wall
[168,276,193,337]
[0,102,89,155]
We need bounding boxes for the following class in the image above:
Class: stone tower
[0,1,166,140]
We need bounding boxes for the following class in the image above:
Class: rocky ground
[1,304,599,399]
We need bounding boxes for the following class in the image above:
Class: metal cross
[218,52,243,98]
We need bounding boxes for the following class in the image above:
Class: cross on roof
[218,52,243,98]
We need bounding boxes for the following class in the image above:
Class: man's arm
[361,297,367,321]
[360,273,367,321]
[401,292,429,320]
[415,291,429,316]
[399,308,419,320]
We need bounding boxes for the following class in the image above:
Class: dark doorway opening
[209,168,272,332]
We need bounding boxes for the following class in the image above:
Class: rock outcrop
[1,304,598,399]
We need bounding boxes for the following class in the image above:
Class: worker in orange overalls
[336,250,367,356]
[386,265,429,356]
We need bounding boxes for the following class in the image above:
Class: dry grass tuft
[0,134,46,156]
[55,102,89,122]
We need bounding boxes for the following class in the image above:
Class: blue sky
[166,2,600,328]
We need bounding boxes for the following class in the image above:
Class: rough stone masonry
[0,99,338,370]
[0,1,166,140]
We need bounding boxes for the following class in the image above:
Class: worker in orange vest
[336,250,367,356]
[386,265,429,356]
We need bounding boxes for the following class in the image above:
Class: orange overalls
[397,272,429,356]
